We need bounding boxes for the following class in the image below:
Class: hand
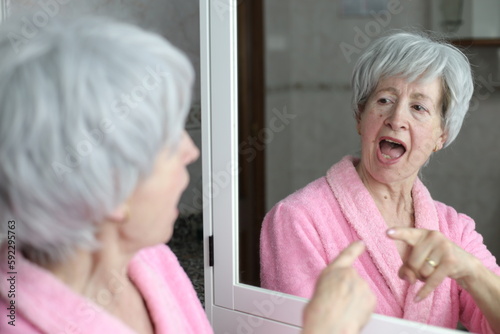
[302,241,376,334]
[387,227,480,302]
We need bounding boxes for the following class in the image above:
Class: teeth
[384,139,400,145]
[382,154,392,159]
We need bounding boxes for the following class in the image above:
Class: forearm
[460,260,500,333]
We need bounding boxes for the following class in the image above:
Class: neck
[355,161,415,227]
[42,222,137,311]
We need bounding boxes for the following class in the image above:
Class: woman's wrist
[457,257,487,292]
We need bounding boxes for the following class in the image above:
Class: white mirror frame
[199,1,467,333]
[200,1,307,332]
[0,0,9,22]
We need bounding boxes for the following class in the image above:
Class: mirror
[238,0,500,328]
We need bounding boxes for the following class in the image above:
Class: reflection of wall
[10,0,203,215]
[264,0,500,259]
[431,0,500,39]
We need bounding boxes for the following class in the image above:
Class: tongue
[380,141,405,159]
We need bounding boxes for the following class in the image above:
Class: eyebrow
[375,87,398,95]
[375,87,435,104]
[411,92,434,103]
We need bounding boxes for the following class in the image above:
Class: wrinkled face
[126,130,199,247]
[356,76,447,185]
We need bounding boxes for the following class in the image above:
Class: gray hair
[0,15,194,264]
[351,31,473,147]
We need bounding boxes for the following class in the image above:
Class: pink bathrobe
[0,244,213,334]
[261,156,500,333]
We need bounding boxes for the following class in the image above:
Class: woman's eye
[412,105,427,112]
[378,98,391,104]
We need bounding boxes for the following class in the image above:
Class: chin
[164,231,174,243]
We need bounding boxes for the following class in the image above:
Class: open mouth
[379,138,406,160]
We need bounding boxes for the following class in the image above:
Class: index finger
[386,227,426,247]
[330,241,366,268]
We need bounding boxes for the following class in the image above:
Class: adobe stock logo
[7,0,72,53]
[224,292,286,334]
[339,0,405,63]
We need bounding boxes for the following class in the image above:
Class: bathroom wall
[264,0,500,258]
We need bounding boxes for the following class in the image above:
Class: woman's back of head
[0,13,194,265]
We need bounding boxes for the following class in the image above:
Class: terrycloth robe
[0,244,213,334]
[261,156,500,333]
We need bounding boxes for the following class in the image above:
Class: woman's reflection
[260,31,500,332]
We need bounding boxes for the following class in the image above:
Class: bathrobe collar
[0,248,136,334]
[0,245,186,334]
[326,156,448,323]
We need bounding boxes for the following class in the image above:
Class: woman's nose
[180,130,200,165]
[384,103,408,131]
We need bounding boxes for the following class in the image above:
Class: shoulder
[285,177,332,205]
[434,201,475,230]
[264,157,360,222]
[274,156,358,208]
[433,201,479,245]
[266,176,334,219]
[262,176,346,239]
[434,201,500,274]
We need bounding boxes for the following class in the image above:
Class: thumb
[331,241,366,268]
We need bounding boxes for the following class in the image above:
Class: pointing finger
[386,227,426,247]
[330,241,366,268]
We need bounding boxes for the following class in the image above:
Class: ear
[436,130,448,151]
[105,203,130,223]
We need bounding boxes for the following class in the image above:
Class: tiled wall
[264,0,500,258]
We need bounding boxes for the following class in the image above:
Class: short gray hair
[0,15,194,264]
[351,31,473,147]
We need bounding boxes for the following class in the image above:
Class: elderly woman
[0,13,375,334]
[261,32,500,333]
